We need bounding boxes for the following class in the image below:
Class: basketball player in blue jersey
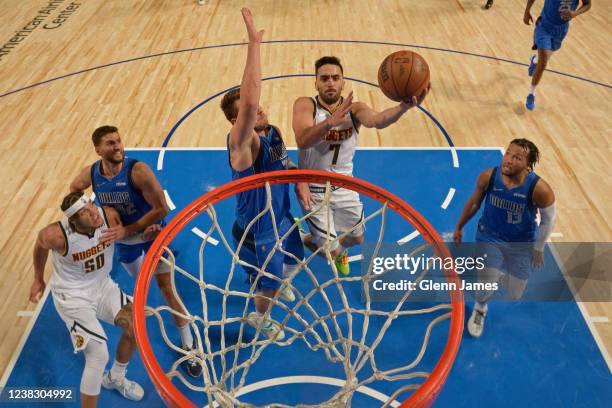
[524,0,591,110]
[220,8,304,341]
[292,56,427,276]
[70,126,202,377]
[454,139,556,337]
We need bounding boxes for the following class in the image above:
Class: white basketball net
[145,181,453,407]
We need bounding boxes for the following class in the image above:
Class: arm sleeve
[534,203,556,252]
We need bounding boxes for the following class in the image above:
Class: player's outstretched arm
[531,179,556,266]
[101,162,169,243]
[30,224,64,303]
[229,8,263,172]
[70,165,93,192]
[453,168,493,244]
[293,92,353,149]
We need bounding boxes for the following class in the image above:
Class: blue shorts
[475,225,534,280]
[533,17,569,52]
[233,218,304,291]
[115,241,152,264]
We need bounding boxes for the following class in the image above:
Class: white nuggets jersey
[50,208,114,291]
[298,96,359,178]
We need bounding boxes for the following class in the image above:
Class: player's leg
[501,244,532,300]
[97,278,144,400]
[467,241,504,338]
[279,217,306,302]
[333,193,365,276]
[234,232,286,340]
[52,292,112,406]
[304,195,343,260]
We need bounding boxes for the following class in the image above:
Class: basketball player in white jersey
[29,192,150,407]
[292,56,428,275]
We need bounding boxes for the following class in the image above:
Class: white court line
[548,244,612,373]
[441,187,456,209]
[550,232,564,238]
[397,230,420,245]
[451,147,459,168]
[1,285,52,387]
[16,311,34,317]
[226,375,401,408]
[191,227,219,246]
[163,189,176,211]
[156,148,166,170]
[348,254,364,263]
[590,316,610,324]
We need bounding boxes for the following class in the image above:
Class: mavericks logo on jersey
[488,194,526,224]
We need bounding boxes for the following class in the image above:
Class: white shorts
[51,277,132,353]
[302,187,365,251]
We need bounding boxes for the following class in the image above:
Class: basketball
[377,50,430,102]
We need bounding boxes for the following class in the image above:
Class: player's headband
[63,196,90,218]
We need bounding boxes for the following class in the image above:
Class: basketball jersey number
[507,211,522,224]
[329,144,341,165]
[84,253,105,273]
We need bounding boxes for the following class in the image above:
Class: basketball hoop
[134,170,463,407]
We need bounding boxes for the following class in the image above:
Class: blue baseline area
[2,149,610,408]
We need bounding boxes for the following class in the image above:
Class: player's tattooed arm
[30,224,65,302]
[69,165,93,192]
[453,168,493,244]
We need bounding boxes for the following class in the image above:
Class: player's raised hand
[29,279,45,303]
[560,9,575,21]
[101,225,127,244]
[326,91,353,128]
[241,7,263,43]
[523,11,533,25]
[401,83,431,110]
[532,249,545,268]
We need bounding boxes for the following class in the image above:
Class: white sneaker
[467,307,487,338]
[279,284,295,302]
[102,371,144,401]
[247,312,285,341]
[197,0,207,4]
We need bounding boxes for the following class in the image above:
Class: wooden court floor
[0,0,610,381]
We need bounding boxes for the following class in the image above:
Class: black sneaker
[182,340,203,377]
[484,0,494,9]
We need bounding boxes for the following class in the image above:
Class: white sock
[532,53,538,64]
[179,324,194,348]
[110,360,128,381]
[529,85,536,95]
[282,263,300,279]
[474,302,488,314]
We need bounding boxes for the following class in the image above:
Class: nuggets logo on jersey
[72,241,112,262]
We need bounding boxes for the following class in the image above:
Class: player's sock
[179,323,194,349]
[529,84,536,95]
[474,301,488,313]
[109,360,128,381]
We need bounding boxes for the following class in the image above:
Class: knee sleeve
[80,339,109,396]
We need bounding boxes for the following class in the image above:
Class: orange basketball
[378,50,430,103]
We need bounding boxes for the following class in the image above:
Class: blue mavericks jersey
[541,0,578,26]
[91,157,152,228]
[478,167,540,242]
[228,125,291,236]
